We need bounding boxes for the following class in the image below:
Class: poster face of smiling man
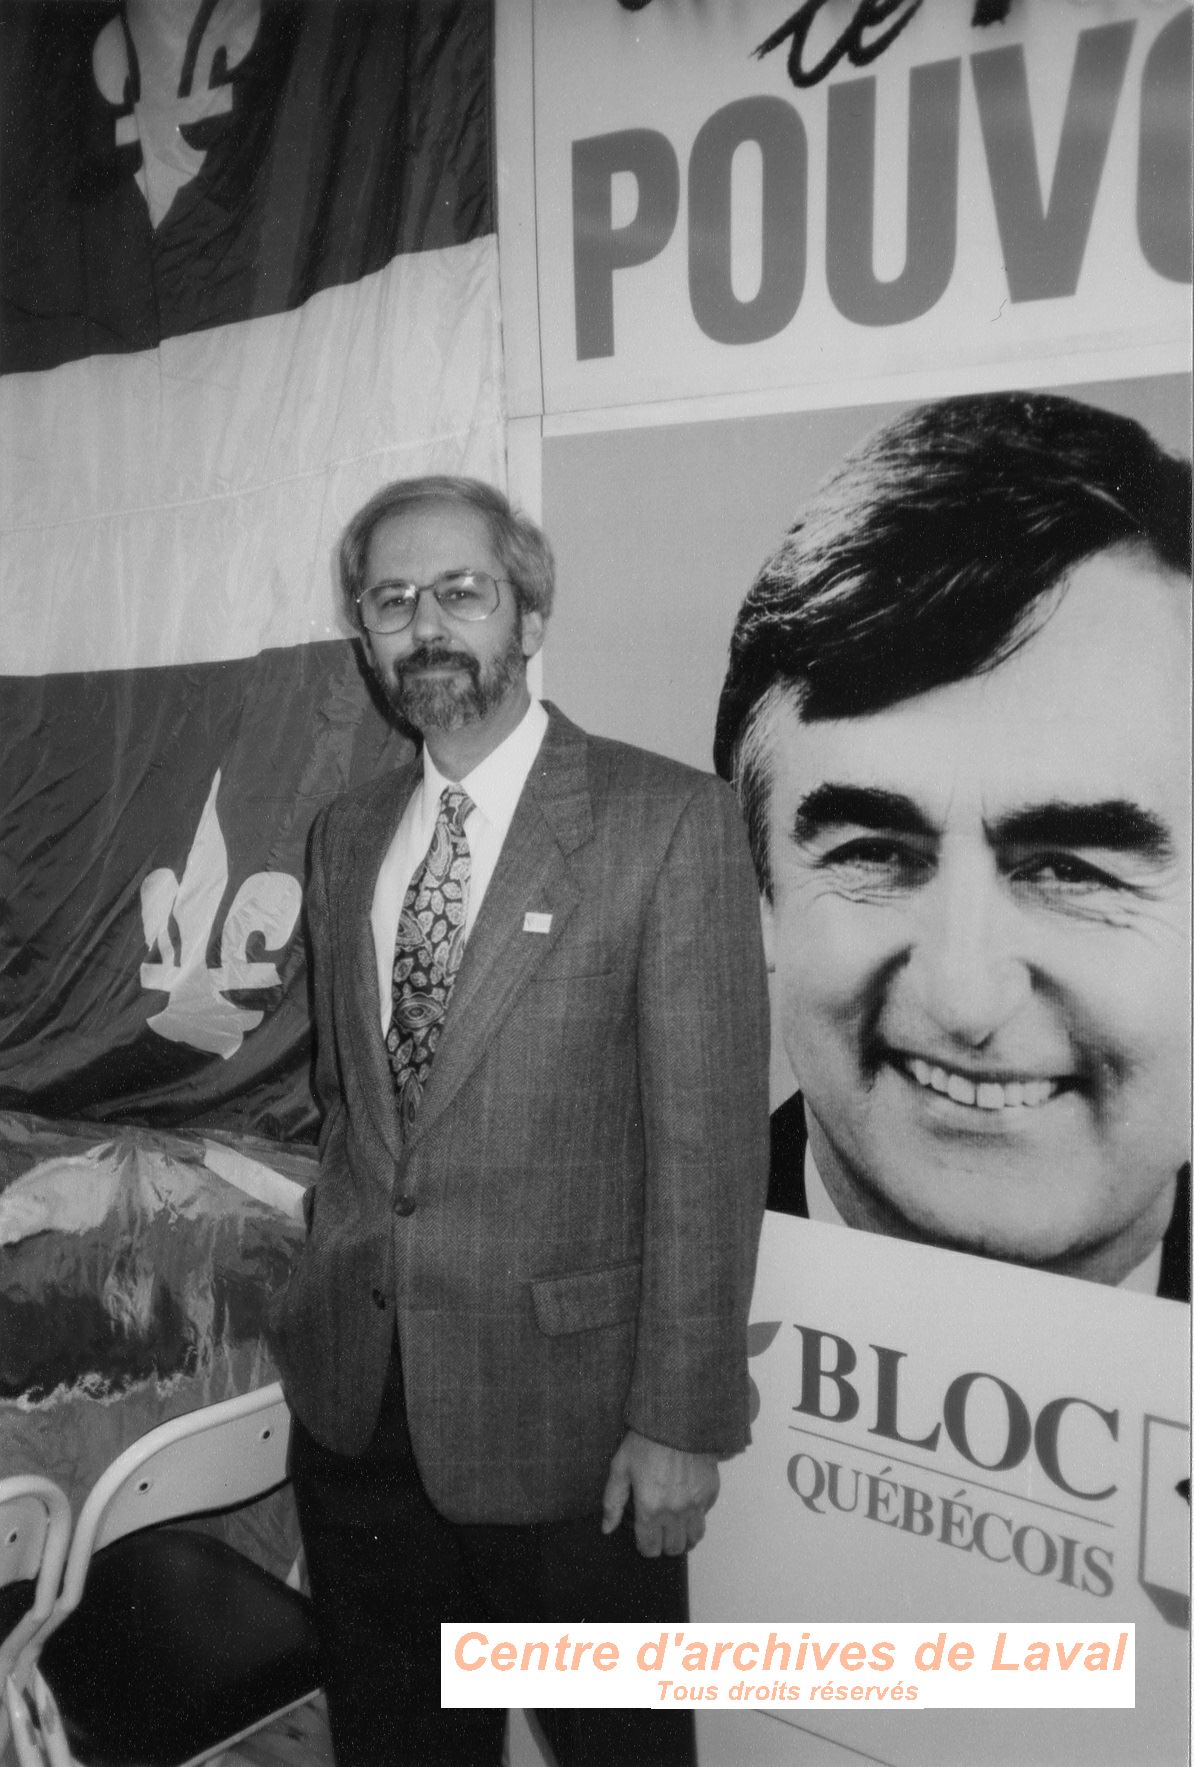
[715,391,1191,1296]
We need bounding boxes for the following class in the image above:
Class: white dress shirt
[371,699,549,1032]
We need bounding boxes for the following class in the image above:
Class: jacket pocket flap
[531,1261,641,1336]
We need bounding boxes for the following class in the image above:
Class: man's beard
[378,627,526,733]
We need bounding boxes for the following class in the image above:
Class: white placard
[692,1213,1190,1765]
[525,0,1191,423]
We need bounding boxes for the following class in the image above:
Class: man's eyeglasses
[355,570,506,634]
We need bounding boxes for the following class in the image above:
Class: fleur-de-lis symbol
[92,0,261,227]
[140,769,301,1059]
[1139,1416,1191,1632]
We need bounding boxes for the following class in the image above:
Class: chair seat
[38,1526,322,1767]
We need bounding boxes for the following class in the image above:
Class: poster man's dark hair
[714,390,1191,890]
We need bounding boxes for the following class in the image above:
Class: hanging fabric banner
[0,0,501,1138]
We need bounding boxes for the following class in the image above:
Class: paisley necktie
[386,785,473,1135]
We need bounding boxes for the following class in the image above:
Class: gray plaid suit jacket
[269,704,770,1524]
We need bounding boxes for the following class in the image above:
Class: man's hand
[601,1429,720,1557]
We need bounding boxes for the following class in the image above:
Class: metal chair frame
[0,1474,72,1766]
[18,1382,321,1767]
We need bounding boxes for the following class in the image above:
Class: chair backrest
[0,1477,72,1687]
[53,1381,293,1621]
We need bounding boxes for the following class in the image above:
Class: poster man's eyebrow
[990,799,1175,860]
[793,784,936,843]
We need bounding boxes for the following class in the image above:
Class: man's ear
[520,609,545,660]
[760,893,776,973]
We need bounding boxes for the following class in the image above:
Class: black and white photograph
[1,3,1189,1765]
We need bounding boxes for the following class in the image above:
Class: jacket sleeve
[624,773,771,1458]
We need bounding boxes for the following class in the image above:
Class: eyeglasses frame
[354,570,513,635]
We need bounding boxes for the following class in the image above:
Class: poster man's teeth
[905,1058,1057,1110]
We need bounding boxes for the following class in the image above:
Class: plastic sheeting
[0,1110,309,1562]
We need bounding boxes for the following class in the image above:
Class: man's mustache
[396,645,480,681]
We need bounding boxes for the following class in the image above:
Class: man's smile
[892,1053,1067,1112]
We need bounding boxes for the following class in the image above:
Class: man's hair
[339,475,556,629]
[714,391,1192,893]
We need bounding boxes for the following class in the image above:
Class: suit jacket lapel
[336,764,420,1163]
[403,707,592,1152]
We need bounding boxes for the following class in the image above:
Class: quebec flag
[0,0,502,1139]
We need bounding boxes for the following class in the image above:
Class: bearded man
[270,475,770,1766]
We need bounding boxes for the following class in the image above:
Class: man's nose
[903,860,1031,1048]
[409,586,449,643]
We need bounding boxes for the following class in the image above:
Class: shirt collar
[421,697,548,826]
[803,1139,847,1230]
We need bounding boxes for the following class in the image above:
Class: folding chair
[1,1475,72,1764]
[21,1382,322,1767]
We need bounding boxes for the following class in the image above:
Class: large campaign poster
[498,2,1191,1762]
[522,0,1189,417]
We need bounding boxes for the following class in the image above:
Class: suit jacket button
[394,1194,416,1217]
[371,1287,387,1310]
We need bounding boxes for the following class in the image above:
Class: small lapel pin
[523,911,553,934]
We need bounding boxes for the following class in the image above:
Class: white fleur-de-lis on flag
[140,769,301,1058]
